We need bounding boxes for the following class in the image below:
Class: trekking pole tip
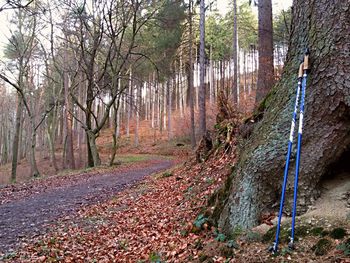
[288,241,295,250]
[268,243,278,254]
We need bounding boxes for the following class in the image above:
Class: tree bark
[29,121,40,177]
[199,0,206,138]
[63,47,75,169]
[87,130,101,166]
[135,84,140,147]
[109,96,121,166]
[11,94,23,182]
[256,0,274,103]
[167,79,172,140]
[46,107,59,172]
[126,69,132,137]
[232,0,238,104]
[188,0,196,149]
[214,0,350,231]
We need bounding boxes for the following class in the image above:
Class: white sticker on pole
[299,112,304,134]
[289,120,295,142]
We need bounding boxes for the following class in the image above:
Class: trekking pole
[289,49,310,250]
[269,61,304,254]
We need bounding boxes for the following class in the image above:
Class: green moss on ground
[312,238,333,256]
[262,225,290,244]
[329,227,347,239]
[310,227,324,236]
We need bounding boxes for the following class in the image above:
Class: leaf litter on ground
[2,147,350,263]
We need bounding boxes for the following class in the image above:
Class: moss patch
[329,227,347,239]
[310,227,324,236]
[294,225,311,237]
[262,224,313,244]
[311,238,332,256]
[262,225,289,244]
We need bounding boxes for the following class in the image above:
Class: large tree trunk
[63,54,75,170]
[214,0,350,231]
[46,108,59,172]
[87,130,101,166]
[134,84,140,147]
[29,121,40,177]
[256,0,274,103]
[232,0,238,104]
[198,0,206,138]
[188,0,196,149]
[11,94,23,182]
[167,79,172,140]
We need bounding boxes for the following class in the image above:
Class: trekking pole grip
[303,48,310,70]
[298,63,304,78]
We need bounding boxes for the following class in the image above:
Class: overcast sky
[216,0,293,15]
[0,0,293,58]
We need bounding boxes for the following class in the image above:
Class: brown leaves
[7,148,235,262]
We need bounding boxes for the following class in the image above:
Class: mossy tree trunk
[214,0,350,231]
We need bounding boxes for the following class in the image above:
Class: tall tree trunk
[232,0,238,104]
[167,79,172,140]
[209,45,214,104]
[109,97,121,166]
[126,69,132,137]
[163,82,167,131]
[188,0,196,148]
[3,123,9,165]
[86,83,95,167]
[213,0,350,231]
[243,50,247,100]
[135,84,140,147]
[11,94,23,182]
[86,130,101,166]
[256,0,274,103]
[199,0,206,138]
[220,61,225,95]
[179,52,184,117]
[156,82,160,131]
[46,107,58,172]
[29,121,40,177]
[63,54,75,169]
[151,72,155,129]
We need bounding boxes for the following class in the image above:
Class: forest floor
[1,146,349,262]
[0,107,349,262]
[0,156,175,256]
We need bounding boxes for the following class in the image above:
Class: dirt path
[0,159,175,254]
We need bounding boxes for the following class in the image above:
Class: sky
[0,0,293,58]
[216,0,293,15]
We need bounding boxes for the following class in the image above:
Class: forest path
[0,158,175,254]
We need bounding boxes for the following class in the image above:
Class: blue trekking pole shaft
[270,63,304,254]
[290,50,310,247]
